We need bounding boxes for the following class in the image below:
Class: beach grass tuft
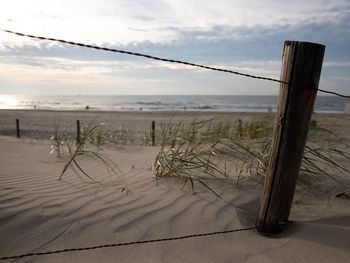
[154,118,350,196]
[51,117,350,197]
[58,123,128,192]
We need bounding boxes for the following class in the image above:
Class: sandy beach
[0,110,278,140]
[0,110,350,262]
[1,109,349,139]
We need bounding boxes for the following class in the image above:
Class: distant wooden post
[151,121,156,146]
[76,120,81,144]
[237,119,243,138]
[345,103,350,114]
[16,119,20,138]
[256,41,325,235]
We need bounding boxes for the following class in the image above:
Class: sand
[0,110,350,262]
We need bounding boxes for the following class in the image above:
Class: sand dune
[0,134,350,262]
[1,110,350,262]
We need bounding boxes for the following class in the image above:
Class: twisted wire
[1,29,349,98]
[0,226,257,260]
[317,89,350,98]
[1,29,285,84]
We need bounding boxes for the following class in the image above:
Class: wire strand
[317,89,350,98]
[1,29,349,99]
[1,29,285,84]
[0,226,257,260]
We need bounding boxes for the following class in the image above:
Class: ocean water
[0,94,347,113]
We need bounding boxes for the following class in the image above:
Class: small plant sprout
[88,123,107,152]
[49,121,66,158]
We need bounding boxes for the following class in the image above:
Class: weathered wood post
[151,121,156,146]
[16,119,20,138]
[256,41,325,235]
[76,120,81,144]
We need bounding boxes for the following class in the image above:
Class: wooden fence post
[237,119,243,138]
[256,41,325,235]
[151,121,156,146]
[76,120,81,144]
[16,119,20,138]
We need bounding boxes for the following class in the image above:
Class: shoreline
[0,108,347,114]
[1,94,348,113]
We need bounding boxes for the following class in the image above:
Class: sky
[0,0,349,95]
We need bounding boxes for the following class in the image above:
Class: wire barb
[0,226,257,260]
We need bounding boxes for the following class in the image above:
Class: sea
[0,95,348,113]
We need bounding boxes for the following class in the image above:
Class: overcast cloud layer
[0,0,349,95]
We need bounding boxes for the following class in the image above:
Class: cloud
[324,61,350,67]
[333,75,350,81]
[0,0,349,95]
[2,12,349,64]
[1,0,349,45]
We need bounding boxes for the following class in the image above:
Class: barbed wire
[0,29,285,84]
[0,226,257,260]
[1,29,349,99]
[317,89,350,98]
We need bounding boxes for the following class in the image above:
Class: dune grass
[57,123,128,192]
[49,122,65,158]
[153,118,350,196]
[52,116,350,198]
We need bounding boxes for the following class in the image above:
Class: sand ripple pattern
[0,138,259,262]
[1,137,349,262]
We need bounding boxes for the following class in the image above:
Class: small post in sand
[76,120,81,144]
[344,103,350,114]
[237,119,243,138]
[16,119,20,138]
[256,41,325,235]
[151,121,156,146]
